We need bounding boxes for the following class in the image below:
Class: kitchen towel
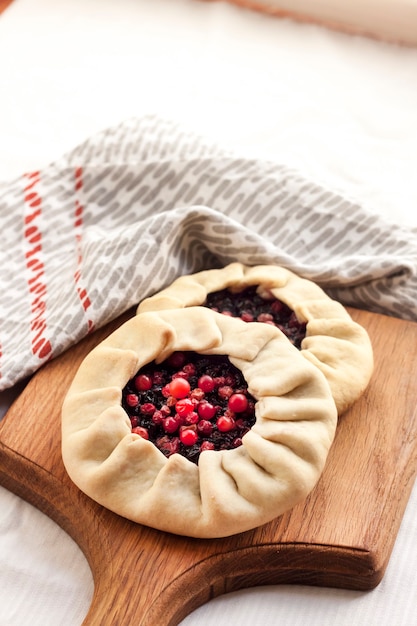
[1,114,416,391]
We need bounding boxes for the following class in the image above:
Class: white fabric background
[1,0,417,624]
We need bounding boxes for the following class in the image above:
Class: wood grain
[1,307,416,625]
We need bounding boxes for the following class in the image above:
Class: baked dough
[137,263,374,415]
[62,307,337,538]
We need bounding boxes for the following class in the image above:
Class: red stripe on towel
[73,167,95,332]
[23,172,53,361]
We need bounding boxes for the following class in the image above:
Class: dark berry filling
[122,351,256,464]
[204,286,306,349]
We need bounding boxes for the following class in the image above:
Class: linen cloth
[1,114,416,393]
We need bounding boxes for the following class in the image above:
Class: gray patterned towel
[1,115,416,392]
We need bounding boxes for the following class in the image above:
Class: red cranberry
[218,385,233,400]
[183,363,196,376]
[134,374,152,391]
[184,411,199,425]
[132,426,149,439]
[169,377,191,399]
[166,351,186,369]
[172,369,189,380]
[200,441,215,452]
[125,393,139,407]
[156,435,180,456]
[180,427,199,446]
[152,371,164,385]
[175,398,195,417]
[217,415,236,432]
[140,402,156,416]
[271,300,284,313]
[228,393,249,413]
[197,401,217,420]
[198,374,215,393]
[190,387,205,402]
[163,416,181,434]
[257,312,273,323]
[241,311,254,322]
[161,384,171,398]
[197,420,213,436]
[166,395,177,407]
[152,410,164,425]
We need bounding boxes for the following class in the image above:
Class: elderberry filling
[122,351,256,464]
[204,286,306,349]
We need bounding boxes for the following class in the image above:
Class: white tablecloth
[1,0,417,624]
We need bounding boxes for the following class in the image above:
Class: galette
[137,263,374,415]
[62,306,338,538]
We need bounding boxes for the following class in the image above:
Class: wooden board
[1,307,417,625]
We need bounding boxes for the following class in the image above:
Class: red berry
[197,401,217,420]
[180,428,199,446]
[166,351,186,369]
[175,398,195,417]
[257,313,274,323]
[184,411,199,425]
[156,435,180,456]
[160,404,171,416]
[152,371,164,385]
[166,395,177,407]
[161,384,171,398]
[198,375,215,393]
[130,416,139,428]
[152,410,164,425]
[132,426,149,439]
[217,415,236,432]
[134,374,152,391]
[241,311,254,322]
[197,420,213,436]
[169,377,191,399]
[163,416,180,434]
[183,363,196,376]
[172,370,189,380]
[126,393,139,407]
[200,441,215,452]
[140,402,156,416]
[190,387,205,402]
[228,393,249,413]
[218,385,233,400]
[271,300,284,314]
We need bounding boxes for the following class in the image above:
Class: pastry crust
[62,307,337,538]
[138,263,374,415]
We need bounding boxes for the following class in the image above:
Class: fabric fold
[1,114,416,391]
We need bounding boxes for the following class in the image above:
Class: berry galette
[62,306,337,538]
[138,263,374,415]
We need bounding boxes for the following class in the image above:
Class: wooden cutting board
[1,307,417,625]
